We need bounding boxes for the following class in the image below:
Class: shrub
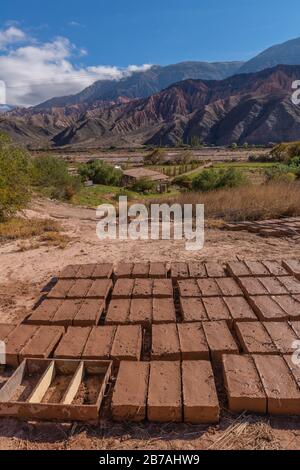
[0,133,32,221]
[265,164,297,183]
[130,178,156,193]
[192,168,247,192]
[32,155,81,200]
[78,160,122,186]
[271,142,300,162]
[144,148,165,165]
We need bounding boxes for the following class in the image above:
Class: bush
[192,168,247,192]
[0,133,32,221]
[265,164,297,183]
[271,142,300,162]
[78,160,122,186]
[32,155,81,200]
[144,148,165,165]
[130,178,156,193]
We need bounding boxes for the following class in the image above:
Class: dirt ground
[1,198,300,450]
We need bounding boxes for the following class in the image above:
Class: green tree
[78,160,122,186]
[192,168,247,192]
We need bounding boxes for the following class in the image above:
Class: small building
[122,168,170,193]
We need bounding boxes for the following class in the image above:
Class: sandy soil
[0,197,300,450]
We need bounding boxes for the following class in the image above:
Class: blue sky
[0,0,300,105]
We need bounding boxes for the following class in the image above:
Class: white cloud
[0,27,152,107]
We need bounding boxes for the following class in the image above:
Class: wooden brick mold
[0,359,112,422]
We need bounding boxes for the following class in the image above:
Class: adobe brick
[47,279,74,299]
[129,299,152,327]
[112,279,134,299]
[197,278,222,297]
[27,299,63,325]
[180,298,208,322]
[272,295,300,320]
[227,261,251,278]
[263,322,298,354]
[244,261,270,277]
[224,296,257,322]
[203,321,238,362]
[149,262,167,278]
[4,325,40,367]
[152,279,173,298]
[112,362,150,422]
[114,262,134,278]
[182,360,219,423]
[59,264,80,279]
[152,298,176,324]
[92,263,113,279]
[253,355,300,415]
[282,259,300,280]
[151,324,180,361]
[237,277,268,296]
[188,262,207,278]
[54,326,91,359]
[82,326,116,360]
[235,322,277,355]
[170,262,189,280]
[202,297,231,322]
[132,279,153,298]
[178,323,209,360]
[249,296,288,321]
[279,276,300,295]
[0,324,15,341]
[132,262,150,278]
[111,325,142,361]
[105,299,131,324]
[19,326,64,361]
[205,262,226,278]
[73,299,105,326]
[51,299,82,327]
[258,276,289,295]
[178,279,201,297]
[216,278,243,297]
[76,264,97,279]
[66,279,92,298]
[262,260,289,276]
[222,354,266,413]
[147,361,182,422]
[86,279,113,299]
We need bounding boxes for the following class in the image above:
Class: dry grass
[0,217,71,249]
[147,182,300,222]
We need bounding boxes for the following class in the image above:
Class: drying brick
[112,362,150,422]
[86,279,113,299]
[216,278,243,297]
[205,262,226,278]
[258,277,289,295]
[54,326,91,359]
[178,323,209,360]
[151,324,180,361]
[73,299,104,326]
[262,260,289,277]
[197,278,222,297]
[224,296,257,322]
[222,354,266,413]
[147,361,182,422]
[51,299,82,327]
[4,325,40,367]
[152,279,173,298]
[202,297,231,322]
[263,322,298,354]
[180,298,208,322]
[59,264,80,279]
[111,325,142,361]
[67,279,92,298]
[47,280,74,299]
[152,298,176,324]
[178,279,201,297]
[132,279,153,298]
[129,299,152,327]
[272,295,300,320]
[76,264,97,279]
[282,259,300,280]
[149,262,167,278]
[237,277,268,296]
[235,322,277,355]
[132,262,150,278]
[227,261,251,278]
[170,262,189,280]
[279,276,300,295]
[19,326,64,361]
[249,296,288,321]
[92,263,113,279]
[188,262,207,278]
[112,279,134,299]
[182,360,219,423]
[105,299,131,325]
[253,355,300,415]
[26,299,63,325]
[0,324,15,341]
[114,262,134,278]
[244,261,270,277]
[203,321,238,362]
[82,326,116,359]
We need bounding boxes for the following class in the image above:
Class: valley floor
[0,198,300,450]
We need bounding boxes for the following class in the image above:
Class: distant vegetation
[191,168,248,192]
[78,160,122,186]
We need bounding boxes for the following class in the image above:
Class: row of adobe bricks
[112,352,300,423]
[3,319,300,369]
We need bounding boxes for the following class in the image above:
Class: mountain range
[2,36,300,148]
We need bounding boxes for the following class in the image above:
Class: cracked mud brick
[170,262,189,280]
[222,354,266,413]
[112,362,150,422]
[152,279,173,298]
[180,298,208,322]
[182,360,219,424]
[27,299,63,325]
[263,322,298,354]
[178,323,209,360]
[82,326,116,359]
[224,297,257,322]
[282,260,300,280]
[147,361,182,422]
[111,325,142,361]
[149,262,167,278]
[105,299,131,325]
[48,280,75,299]
[0,324,15,341]
[129,299,152,327]
[237,277,268,297]
[152,298,176,324]
[227,261,251,278]
[114,263,134,278]
[279,277,300,295]
[253,355,300,415]
[132,263,150,278]
[4,325,40,367]
[67,279,92,299]
[91,263,113,279]
[205,262,226,278]
[249,296,288,321]
[262,260,289,277]
[188,262,207,278]
[202,297,231,322]
[132,279,153,298]
[19,326,64,361]
[151,324,180,361]
[235,322,277,355]
[216,278,243,297]
[244,261,270,277]
[54,327,91,359]
[51,299,82,327]
[197,279,222,297]
[73,299,105,326]
[178,279,201,298]
[202,321,238,362]
[258,277,289,295]
[59,264,80,279]
[86,279,113,299]
[112,279,135,299]
[272,295,300,320]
